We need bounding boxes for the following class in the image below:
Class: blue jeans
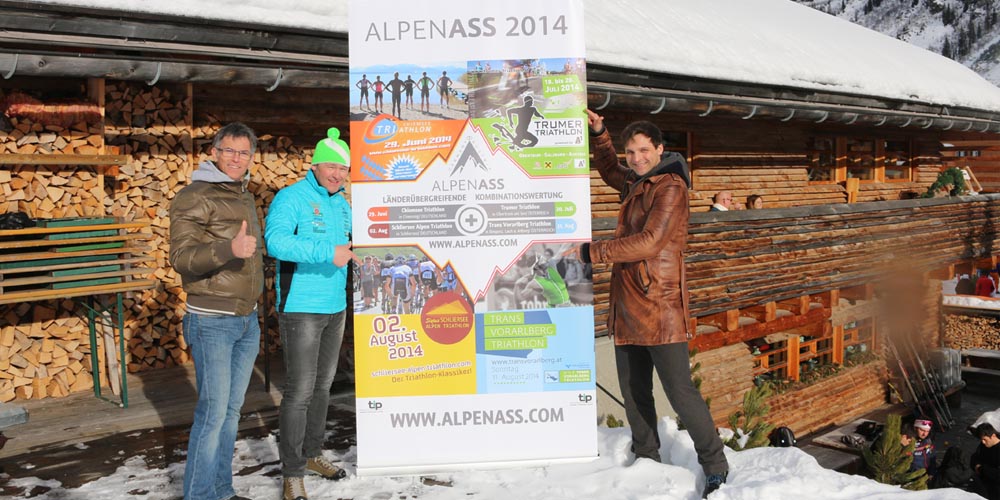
[182,311,260,500]
[278,311,346,477]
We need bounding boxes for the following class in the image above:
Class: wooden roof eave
[0,0,347,57]
[0,49,349,89]
[587,64,1000,134]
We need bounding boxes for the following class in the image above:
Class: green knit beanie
[312,127,350,167]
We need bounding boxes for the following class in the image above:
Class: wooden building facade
[2,1,1000,436]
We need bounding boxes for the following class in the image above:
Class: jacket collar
[621,152,690,201]
[191,160,250,190]
[305,169,346,197]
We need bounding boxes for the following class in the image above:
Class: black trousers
[615,342,729,475]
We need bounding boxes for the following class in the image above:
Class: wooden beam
[745,301,776,322]
[0,154,129,166]
[777,295,810,315]
[699,309,740,332]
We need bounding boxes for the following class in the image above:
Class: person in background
[972,423,1000,500]
[359,255,379,310]
[709,191,742,211]
[169,122,263,500]
[746,194,763,210]
[910,419,937,478]
[976,270,996,297]
[265,127,355,500]
[930,445,973,489]
[573,109,729,498]
[956,273,975,295]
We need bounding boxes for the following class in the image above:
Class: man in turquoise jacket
[265,127,354,500]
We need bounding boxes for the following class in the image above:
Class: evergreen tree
[942,5,955,25]
[863,414,928,490]
[942,37,953,58]
[724,384,775,451]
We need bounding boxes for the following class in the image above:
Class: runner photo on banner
[348,0,595,475]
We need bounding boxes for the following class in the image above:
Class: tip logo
[364,116,398,144]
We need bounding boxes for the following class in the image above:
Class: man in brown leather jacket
[169,122,262,500]
[576,110,729,498]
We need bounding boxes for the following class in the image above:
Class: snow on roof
[24,0,1000,113]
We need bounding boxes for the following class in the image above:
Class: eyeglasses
[218,147,253,160]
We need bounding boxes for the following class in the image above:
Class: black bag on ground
[770,426,797,447]
[856,420,884,441]
[0,212,34,230]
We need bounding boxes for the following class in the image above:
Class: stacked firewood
[942,314,1000,350]
[0,106,108,217]
[0,81,318,402]
[0,303,104,401]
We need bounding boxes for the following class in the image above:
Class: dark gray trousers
[278,311,346,477]
[615,342,729,475]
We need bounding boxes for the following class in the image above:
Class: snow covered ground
[4,412,981,500]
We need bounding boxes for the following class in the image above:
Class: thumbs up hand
[231,220,257,259]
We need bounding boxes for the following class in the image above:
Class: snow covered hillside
[795,0,1000,87]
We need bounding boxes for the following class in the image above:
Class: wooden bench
[962,349,1000,373]
[0,218,156,407]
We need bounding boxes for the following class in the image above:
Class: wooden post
[845,177,860,203]
[184,83,195,177]
[832,325,845,364]
[88,78,108,211]
[787,335,801,381]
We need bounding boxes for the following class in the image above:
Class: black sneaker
[702,471,728,498]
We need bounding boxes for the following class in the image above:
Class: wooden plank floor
[1,357,292,458]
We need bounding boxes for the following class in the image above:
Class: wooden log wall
[591,195,1000,340]
[589,111,940,213]
[684,197,1000,318]
[941,139,1000,193]
[0,79,338,402]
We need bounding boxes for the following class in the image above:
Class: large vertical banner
[349,0,595,475]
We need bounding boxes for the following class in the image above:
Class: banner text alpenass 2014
[363,15,570,42]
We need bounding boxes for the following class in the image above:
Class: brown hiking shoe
[306,456,347,480]
[282,476,307,500]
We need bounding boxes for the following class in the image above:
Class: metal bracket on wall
[2,53,17,79]
[146,61,162,86]
[594,91,611,110]
[698,100,714,117]
[650,97,666,114]
[266,67,284,92]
